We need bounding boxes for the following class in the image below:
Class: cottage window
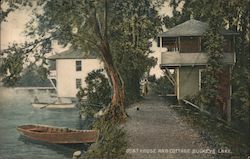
[76,61,82,71]
[76,79,82,89]
[157,37,161,47]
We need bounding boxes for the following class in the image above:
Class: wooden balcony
[160,52,235,68]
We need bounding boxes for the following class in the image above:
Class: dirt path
[125,94,214,159]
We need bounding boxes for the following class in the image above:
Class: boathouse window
[199,69,205,91]
[76,61,82,71]
[76,79,82,89]
[162,37,178,51]
[223,36,233,53]
[180,36,200,53]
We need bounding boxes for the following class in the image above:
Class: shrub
[147,75,156,83]
[83,119,128,159]
[152,76,174,96]
[76,69,111,117]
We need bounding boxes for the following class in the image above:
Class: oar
[40,104,49,109]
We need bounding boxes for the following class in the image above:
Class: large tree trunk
[93,0,127,121]
[100,40,127,122]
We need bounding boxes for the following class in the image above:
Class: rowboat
[17,124,98,144]
[32,97,75,109]
[32,102,75,109]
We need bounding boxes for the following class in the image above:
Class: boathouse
[47,50,103,98]
[158,18,237,121]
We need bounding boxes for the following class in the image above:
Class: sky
[0,1,182,78]
[1,5,32,49]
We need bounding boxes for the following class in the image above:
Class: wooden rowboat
[17,124,98,144]
[32,103,75,109]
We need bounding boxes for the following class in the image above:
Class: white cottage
[47,50,103,98]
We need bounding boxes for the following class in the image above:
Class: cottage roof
[48,50,98,60]
[159,19,237,37]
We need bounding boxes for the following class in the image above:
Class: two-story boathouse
[158,18,238,121]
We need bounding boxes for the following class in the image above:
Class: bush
[152,76,174,96]
[147,75,156,83]
[185,92,204,107]
[16,64,51,87]
[76,69,111,117]
[83,119,128,159]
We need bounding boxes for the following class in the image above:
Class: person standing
[141,79,149,96]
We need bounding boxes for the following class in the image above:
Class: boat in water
[32,102,75,109]
[17,124,98,144]
[32,97,75,109]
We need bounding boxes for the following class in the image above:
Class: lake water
[0,87,89,159]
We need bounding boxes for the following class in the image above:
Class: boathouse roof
[159,19,238,37]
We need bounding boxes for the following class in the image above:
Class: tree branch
[1,36,54,55]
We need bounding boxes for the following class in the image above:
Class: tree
[163,0,182,28]
[1,0,127,121]
[1,0,164,121]
[201,10,224,116]
[110,0,160,104]
[163,0,193,28]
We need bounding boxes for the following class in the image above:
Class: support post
[227,66,232,123]
[178,37,181,53]
[176,67,180,100]
[160,36,162,48]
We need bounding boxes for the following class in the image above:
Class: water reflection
[0,87,89,159]
[18,136,89,157]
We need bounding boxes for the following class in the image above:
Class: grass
[82,119,128,159]
[170,101,249,159]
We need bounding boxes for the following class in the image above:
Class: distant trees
[17,64,50,87]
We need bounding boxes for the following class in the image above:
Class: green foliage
[77,69,111,117]
[163,0,192,28]
[182,0,225,116]
[83,119,128,159]
[1,44,25,86]
[148,75,156,83]
[152,76,174,96]
[16,64,50,87]
[110,0,161,104]
[231,18,249,134]
[173,104,249,157]
[112,43,157,104]
[185,92,203,107]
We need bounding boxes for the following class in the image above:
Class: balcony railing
[160,52,235,68]
[48,70,56,79]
